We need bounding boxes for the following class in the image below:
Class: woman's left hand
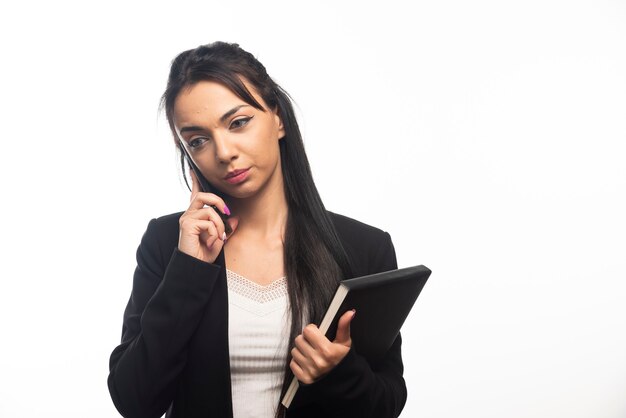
[289,309,356,384]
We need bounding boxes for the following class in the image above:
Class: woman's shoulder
[142,209,393,260]
[152,210,186,226]
[326,210,390,241]
[326,210,396,275]
[140,211,185,250]
[146,210,388,238]
[140,209,395,275]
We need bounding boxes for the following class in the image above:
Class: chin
[220,184,258,200]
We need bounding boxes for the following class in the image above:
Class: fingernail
[223,205,231,216]
[222,232,227,241]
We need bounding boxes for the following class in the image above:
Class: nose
[213,132,238,164]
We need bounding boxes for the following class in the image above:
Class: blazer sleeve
[290,232,407,418]
[107,218,223,418]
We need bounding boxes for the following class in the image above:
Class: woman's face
[173,79,285,199]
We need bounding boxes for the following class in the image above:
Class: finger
[188,192,228,213]
[294,332,318,359]
[205,232,220,251]
[301,324,327,352]
[197,219,218,241]
[193,220,218,251]
[290,347,309,369]
[334,309,356,346]
[181,218,216,237]
[201,222,224,253]
[290,347,320,381]
[190,169,201,202]
[290,359,311,384]
[186,207,226,240]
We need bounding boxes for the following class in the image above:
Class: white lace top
[227,269,291,418]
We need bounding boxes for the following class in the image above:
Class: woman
[108,41,406,418]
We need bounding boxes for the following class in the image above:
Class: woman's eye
[230,116,252,130]
[189,137,208,149]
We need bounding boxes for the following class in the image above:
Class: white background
[0,1,625,417]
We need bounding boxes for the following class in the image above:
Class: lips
[224,168,251,185]
[225,168,250,179]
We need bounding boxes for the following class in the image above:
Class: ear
[273,108,285,140]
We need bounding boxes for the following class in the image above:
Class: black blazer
[108,211,407,418]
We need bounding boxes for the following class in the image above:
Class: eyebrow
[179,105,251,135]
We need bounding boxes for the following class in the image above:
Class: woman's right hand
[178,170,238,264]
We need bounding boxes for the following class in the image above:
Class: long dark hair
[160,41,354,417]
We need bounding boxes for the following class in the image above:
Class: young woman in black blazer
[108,41,407,418]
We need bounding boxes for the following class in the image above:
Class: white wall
[0,1,624,417]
